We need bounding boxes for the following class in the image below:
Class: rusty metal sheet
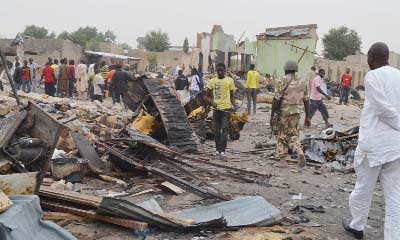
[72,133,108,174]
[26,101,68,193]
[0,172,38,195]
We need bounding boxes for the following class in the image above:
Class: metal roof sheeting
[84,50,140,60]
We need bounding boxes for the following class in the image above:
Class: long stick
[0,48,21,106]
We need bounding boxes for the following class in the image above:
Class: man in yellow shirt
[206,63,235,156]
[246,64,260,115]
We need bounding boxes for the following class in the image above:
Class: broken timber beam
[39,186,102,208]
[41,201,148,230]
[148,167,229,200]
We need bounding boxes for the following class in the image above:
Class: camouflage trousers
[276,113,304,159]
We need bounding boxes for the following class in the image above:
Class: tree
[136,37,145,49]
[183,37,189,54]
[119,43,132,50]
[322,26,362,60]
[143,29,170,52]
[23,25,54,39]
[57,31,70,40]
[66,26,106,49]
[147,53,158,64]
[105,30,116,42]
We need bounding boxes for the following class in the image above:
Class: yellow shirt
[51,64,57,77]
[246,70,259,88]
[207,77,235,110]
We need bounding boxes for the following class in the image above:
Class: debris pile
[0,80,282,238]
[302,126,359,173]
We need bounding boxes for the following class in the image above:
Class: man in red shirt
[41,62,56,96]
[21,60,31,93]
[340,68,352,105]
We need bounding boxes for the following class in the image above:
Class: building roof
[84,50,140,60]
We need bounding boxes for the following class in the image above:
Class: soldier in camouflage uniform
[270,61,310,167]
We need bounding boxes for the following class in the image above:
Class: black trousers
[310,99,329,120]
[340,86,350,104]
[213,110,230,153]
[45,83,55,96]
[114,92,124,103]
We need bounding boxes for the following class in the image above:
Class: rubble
[302,126,358,172]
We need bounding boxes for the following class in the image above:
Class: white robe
[349,66,400,239]
[76,63,88,92]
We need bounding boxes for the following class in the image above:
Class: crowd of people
[0,57,132,105]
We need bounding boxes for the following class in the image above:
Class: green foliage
[56,26,117,50]
[23,25,54,39]
[68,26,104,48]
[57,31,70,40]
[105,30,116,41]
[322,26,362,60]
[119,43,132,50]
[143,29,170,52]
[136,37,145,49]
[147,53,158,64]
[183,37,189,54]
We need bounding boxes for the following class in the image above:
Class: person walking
[340,68,352,105]
[40,62,56,97]
[76,60,89,100]
[342,42,400,239]
[190,68,203,99]
[271,61,310,168]
[309,69,331,128]
[21,60,31,93]
[111,64,132,104]
[206,63,235,157]
[13,62,22,90]
[246,64,260,115]
[28,58,40,93]
[305,66,317,95]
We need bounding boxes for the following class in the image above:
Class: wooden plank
[98,175,128,187]
[41,201,148,230]
[39,186,102,208]
[0,190,13,212]
[43,212,91,221]
[160,181,185,195]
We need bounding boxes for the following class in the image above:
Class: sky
[1,0,399,54]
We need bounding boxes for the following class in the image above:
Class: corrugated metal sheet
[172,196,282,227]
[0,195,77,240]
[84,50,140,60]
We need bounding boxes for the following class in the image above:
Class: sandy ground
[61,97,387,240]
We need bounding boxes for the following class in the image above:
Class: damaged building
[0,37,83,66]
[197,25,255,73]
[256,24,318,77]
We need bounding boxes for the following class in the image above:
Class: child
[92,69,104,102]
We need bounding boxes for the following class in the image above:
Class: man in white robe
[343,42,400,239]
[76,60,88,100]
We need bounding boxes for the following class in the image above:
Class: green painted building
[255,24,318,78]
